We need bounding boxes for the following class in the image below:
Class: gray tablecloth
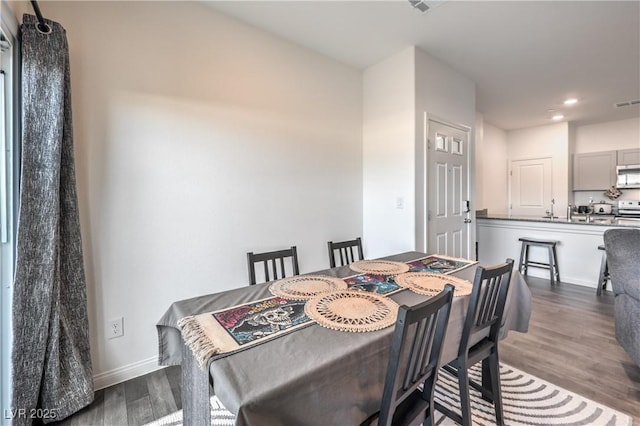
[156,252,531,426]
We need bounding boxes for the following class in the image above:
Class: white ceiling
[206,0,640,130]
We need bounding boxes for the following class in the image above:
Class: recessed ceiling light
[552,114,564,121]
[563,98,578,105]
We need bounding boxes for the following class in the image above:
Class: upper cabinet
[617,148,640,165]
[573,150,617,191]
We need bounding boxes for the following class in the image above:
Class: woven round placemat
[394,272,472,297]
[349,260,410,275]
[305,290,399,332]
[269,275,348,300]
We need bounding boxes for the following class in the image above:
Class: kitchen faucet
[546,198,555,218]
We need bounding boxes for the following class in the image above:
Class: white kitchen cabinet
[573,150,617,190]
[617,148,640,165]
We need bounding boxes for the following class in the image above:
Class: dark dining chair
[327,237,364,268]
[362,284,455,426]
[247,246,300,285]
[435,259,514,426]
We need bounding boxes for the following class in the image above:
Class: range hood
[616,164,640,188]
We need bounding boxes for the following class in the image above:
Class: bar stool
[518,237,560,285]
[597,244,609,296]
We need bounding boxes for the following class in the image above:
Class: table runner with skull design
[176,254,475,368]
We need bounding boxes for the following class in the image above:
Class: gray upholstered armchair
[603,228,640,367]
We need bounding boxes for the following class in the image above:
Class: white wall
[475,113,485,211]
[476,117,639,215]
[414,47,476,255]
[362,48,416,258]
[574,117,640,153]
[507,122,570,213]
[20,1,363,386]
[362,47,475,258]
[478,121,508,214]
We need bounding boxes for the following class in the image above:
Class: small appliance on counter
[577,205,593,214]
[615,200,640,225]
[571,201,616,224]
[592,202,614,215]
[587,201,616,224]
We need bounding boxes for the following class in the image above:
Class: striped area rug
[433,363,632,425]
[144,396,234,426]
[146,363,633,426]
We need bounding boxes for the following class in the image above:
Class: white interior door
[509,157,552,217]
[427,120,470,258]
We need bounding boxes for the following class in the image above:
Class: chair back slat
[339,246,354,266]
[279,257,286,279]
[404,315,436,389]
[377,284,454,426]
[247,246,299,285]
[327,237,364,268]
[264,261,271,282]
[341,246,356,265]
[403,318,428,389]
[477,276,500,326]
[459,259,514,356]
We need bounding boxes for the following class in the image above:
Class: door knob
[464,218,472,224]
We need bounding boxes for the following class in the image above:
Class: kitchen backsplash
[573,189,640,206]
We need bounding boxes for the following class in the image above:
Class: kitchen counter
[479,214,638,227]
[476,215,636,289]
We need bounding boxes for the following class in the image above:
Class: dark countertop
[476,214,639,227]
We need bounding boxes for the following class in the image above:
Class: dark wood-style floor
[501,276,640,421]
[53,277,640,426]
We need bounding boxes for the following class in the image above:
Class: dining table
[156,251,532,426]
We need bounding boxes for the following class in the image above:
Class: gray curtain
[11,15,93,424]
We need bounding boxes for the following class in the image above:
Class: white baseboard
[93,356,164,390]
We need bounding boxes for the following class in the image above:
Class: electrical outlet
[107,317,124,339]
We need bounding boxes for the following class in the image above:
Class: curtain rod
[30,0,51,34]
